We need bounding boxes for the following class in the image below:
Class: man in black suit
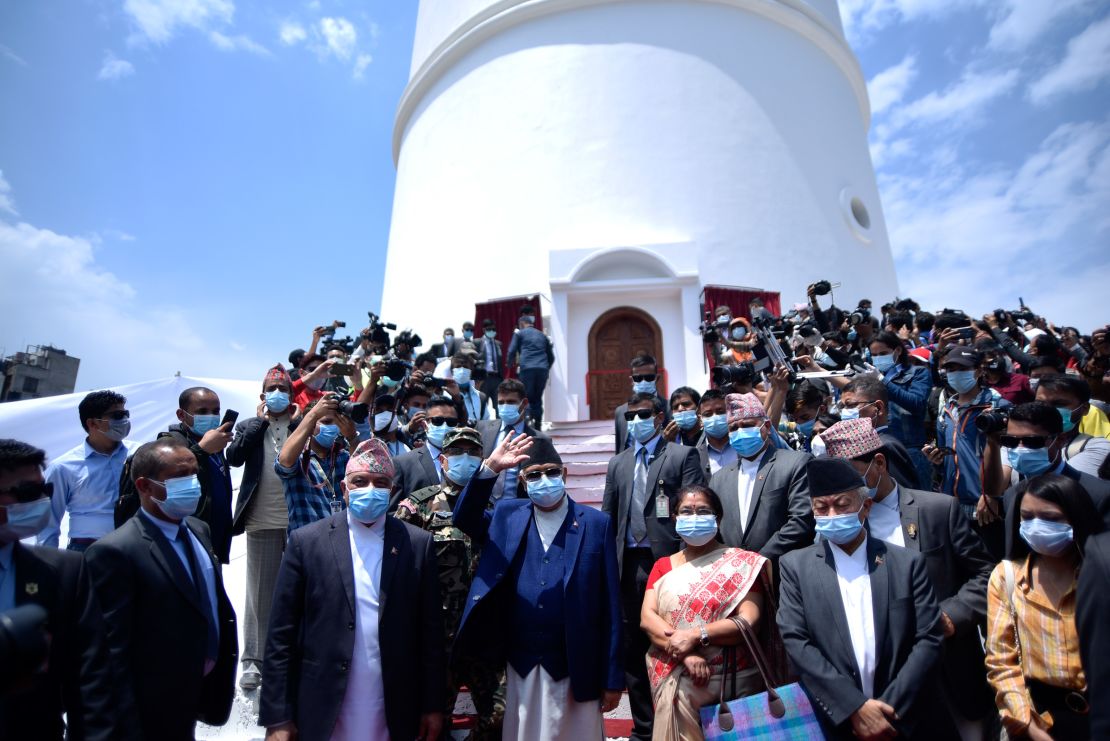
[431,327,462,359]
[475,318,505,400]
[708,392,814,560]
[601,392,704,741]
[1078,530,1110,740]
[86,438,238,740]
[838,376,922,489]
[0,439,115,741]
[613,353,670,454]
[477,378,549,499]
[261,438,444,740]
[822,418,997,735]
[777,457,956,740]
[390,395,459,507]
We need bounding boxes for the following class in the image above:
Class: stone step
[555,441,616,455]
[563,460,608,475]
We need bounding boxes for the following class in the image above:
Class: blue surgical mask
[702,414,729,439]
[446,453,481,485]
[0,497,52,540]
[463,330,473,340]
[628,417,658,444]
[1007,446,1054,477]
[815,503,865,545]
[380,375,400,388]
[103,417,132,442]
[1019,518,1074,557]
[526,474,565,508]
[452,367,472,386]
[675,514,718,546]
[1057,406,1078,434]
[861,459,878,499]
[871,353,896,373]
[315,423,340,449]
[947,370,978,394]
[847,328,858,342]
[188,413,220,435]
[498,403,522,425]
[839,407,860,421]
[426,422,449,449]
[796,418,817,437]
[728,426,765,457]
[632,379,657,395]
[485,329,496,339]
[347,486,390,523]
[265,390,290,413]
[673,410,698,431]
[152,475,202,520]
[730,327,748,341]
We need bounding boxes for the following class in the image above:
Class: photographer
[984,311,1061,373]
[720,317,755,364]
[291,355,336,409]
[369,394,411,457]
[976,339,1034,404]
[275,394,355,532]
[662,386,702,447]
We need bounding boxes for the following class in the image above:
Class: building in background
[1,345,80,402]
[381,0,898,422]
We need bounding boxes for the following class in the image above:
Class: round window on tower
[840,188,872,243]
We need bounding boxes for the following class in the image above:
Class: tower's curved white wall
[381,0,898,397]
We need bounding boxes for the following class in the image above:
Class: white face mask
[373,410,398,432]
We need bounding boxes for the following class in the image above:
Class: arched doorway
[587,307,664,421]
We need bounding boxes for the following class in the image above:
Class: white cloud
[208,30,270,56]
[279,21,307,46]
[97,51,136,81]
[317,17,357,60]
[123,0,234,44]
[868,54,917,116]
[0,171,16,216]
[352,53,372,80]
[0,44,27,66]
[890,69,1019,130]
[988,0,1093,50]
[840,0,985,46]
[1028,15,1110,104]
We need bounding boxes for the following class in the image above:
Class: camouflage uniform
[396,482,505,738]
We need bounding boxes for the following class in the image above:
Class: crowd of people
[1,286,1108,741]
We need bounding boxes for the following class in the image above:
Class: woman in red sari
[640,485,780,741]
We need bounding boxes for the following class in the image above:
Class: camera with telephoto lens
[698,309,722,344]
[712,361,756,388]
[325,392,369,424]
[380,352,412,382]
[1,604,49,692]
[975,409,1009,434]
[811,280,833,296]
[322,336,356,355]
[392,329,422,351]
[848,306,871,326]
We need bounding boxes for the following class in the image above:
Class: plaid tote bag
[700,617,825,741]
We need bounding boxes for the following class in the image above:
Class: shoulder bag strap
[731,615,787,719]
[1002,560,1022,666]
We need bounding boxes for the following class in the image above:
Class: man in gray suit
[708,392,813,560]
[474,319,505,400]
[506,314,554,427]
[822,418,996,738]
[476,379,549,500]
[601,391,705,741]
[389,396,458,508]
[777,457,957,740]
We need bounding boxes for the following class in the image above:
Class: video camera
[321,335,357,355]
[994,308,1036,324]
[392,328,422,352]
[848,306,871,326]
[711,361,756,388]
[320,320,346,338]
[698,309,729,344]
[325,392,369,424]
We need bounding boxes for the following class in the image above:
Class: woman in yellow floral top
[985,474,1102,740]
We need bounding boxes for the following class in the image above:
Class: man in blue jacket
[453,431,623,740]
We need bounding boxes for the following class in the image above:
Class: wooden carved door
[588,308,663,420]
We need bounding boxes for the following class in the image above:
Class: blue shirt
[275,448,350,532]
[937,388,1008,505]
[506,327,552,371]
[40,439,135,547]
[0,542,15,613]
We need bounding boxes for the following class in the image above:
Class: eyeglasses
[427,417,460,428]
[623,409,655,421]
[631,373,657,383]
[0,481,53,503]
[999,434,1054,450]
[96,410,130,421]
[676,508,715,517]
[838,400,875,410]
[522,467,563,481]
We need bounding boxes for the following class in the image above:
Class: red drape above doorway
[474,295,543,379]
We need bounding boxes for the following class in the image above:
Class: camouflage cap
[443,426,482,450]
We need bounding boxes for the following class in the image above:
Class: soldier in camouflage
[394,426,506,739]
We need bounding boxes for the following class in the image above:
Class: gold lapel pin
[874,554,884,567]
[907,523,918,540]
[25,582,39,596]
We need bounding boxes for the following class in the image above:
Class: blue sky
[1,0,1108,390]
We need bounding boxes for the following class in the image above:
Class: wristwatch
[699,624,710,648]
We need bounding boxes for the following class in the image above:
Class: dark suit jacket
[390,446,441,509]
[877,431,918,490]
[601,439,705,572]
[1001,463,1110,557]
[431,338,463,359]
[894,487,995,718]
[85,514,238,740]
[612,399,671,454]
[1078,531,1110,740]
[708,446,814,560]
[452,475,624,701]
[778,538,954,739]
[227,414,300,535]
[0,544,115,741]
[260,513,444,740]
[473,337,505,380]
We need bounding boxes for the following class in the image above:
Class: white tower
[380,0,898,422]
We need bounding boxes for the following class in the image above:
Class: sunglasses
[522,467,563,482]
[0,481,54,503]
[631,373,657,383]
[96,410,131,421]
[427,417,460,428]
[1000,434,1053,450]
[624,409,655,421]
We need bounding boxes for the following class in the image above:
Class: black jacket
[1078,531,1110,740]
[260,513,445,739]
[226,414,300,535]
[0,544,115,741]
[85,514,238,740]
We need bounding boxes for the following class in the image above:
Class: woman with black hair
[985,474,1102,740]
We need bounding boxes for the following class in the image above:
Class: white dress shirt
[735,449,768,535]
[333,513,389,741]
[868,484,904,547]
[830,535,877,698]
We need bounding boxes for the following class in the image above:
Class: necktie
[631,447,650,542]
[500,427,518,498]
[180,525,219,664]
